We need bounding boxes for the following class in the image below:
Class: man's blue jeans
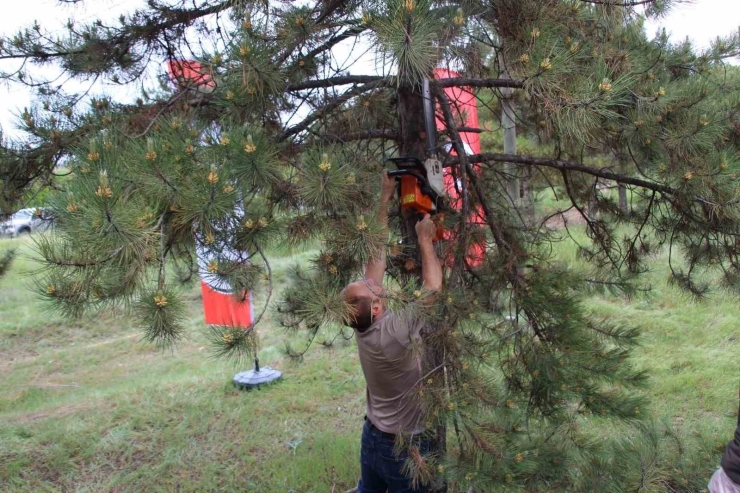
[358,420,430,493]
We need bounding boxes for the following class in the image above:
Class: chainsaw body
[387,157,445,241]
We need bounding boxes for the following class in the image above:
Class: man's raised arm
[364,172,396,286]
[416,214,443,293]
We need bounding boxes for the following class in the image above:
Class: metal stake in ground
[233,357,282,390]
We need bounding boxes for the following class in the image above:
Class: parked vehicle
[0,208,50,237]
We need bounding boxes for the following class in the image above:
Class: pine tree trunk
[521,165,535,226]
[397,83,447,472]
[618,183,627,212]
[397,84,426,269]
[588,183,598,218]
[614,155,627,213]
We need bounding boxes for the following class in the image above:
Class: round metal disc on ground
[233,367,282,390]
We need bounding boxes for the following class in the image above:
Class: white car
[0,208,50,237]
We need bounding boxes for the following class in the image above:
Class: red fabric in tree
[200,281,253,327]
[166,60,215,92]
[434,68,485,267]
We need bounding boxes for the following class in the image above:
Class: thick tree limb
[317,129,399,143]
[450,126,485,134]
[286,75,384,91]
[447,152,675,195]
[287,75,524,92]
[437,77,524,89]
[579,0,656,5]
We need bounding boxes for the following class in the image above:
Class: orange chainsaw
[387,158,445,242]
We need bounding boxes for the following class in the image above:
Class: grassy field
[0,230,738,492]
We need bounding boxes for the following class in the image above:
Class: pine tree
[0,248,15,278]
[1,0,739,490]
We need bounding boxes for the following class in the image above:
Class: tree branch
[447,153,675,195]
[288,75,523,92]
[303,24,366,61]
[42,246,124,268]
[578,0,656,5]
[250,246,272,330]
[316,129,399,143]
[435,86,512,257]
[286,75,385,91]
[279,80,386,141]
[437,77,524,89]
[445,126,485,134]
[0,2,233,67]
[314,0,348,25]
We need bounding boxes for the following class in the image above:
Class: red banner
[434,68,485,267]
[200,282,253,327]
[196,242,254,328]
[166,60,215,93]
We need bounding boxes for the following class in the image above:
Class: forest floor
[1,218,738,491]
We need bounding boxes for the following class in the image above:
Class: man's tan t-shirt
[355,310,424,435]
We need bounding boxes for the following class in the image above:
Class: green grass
[1,228,738,492]
[0,237,364,492]
[550,229,739,430]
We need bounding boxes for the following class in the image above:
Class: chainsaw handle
[387,157,424,167]
[387,169,427,184]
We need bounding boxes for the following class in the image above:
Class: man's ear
[371,299,382,317]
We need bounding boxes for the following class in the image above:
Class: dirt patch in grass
[7,402,92,425]
[0,348,40,372]
[544,208,587,229]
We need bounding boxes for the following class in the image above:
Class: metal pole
[422,78,437,158]
[498,52,519,207]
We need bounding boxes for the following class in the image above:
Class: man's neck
[354,308,388,333]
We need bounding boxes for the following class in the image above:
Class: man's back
[355,310,424,435]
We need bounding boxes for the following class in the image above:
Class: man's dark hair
[347,296,374,331]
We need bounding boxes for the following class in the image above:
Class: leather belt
[369,421,398,441]
[364,416,398,441]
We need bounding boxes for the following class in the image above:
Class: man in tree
[344,172,442,493]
